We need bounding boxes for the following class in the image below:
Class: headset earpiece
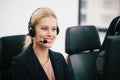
[57,26,59,35]
[28,24,35,37]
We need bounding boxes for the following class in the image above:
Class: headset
[27,8,59,37]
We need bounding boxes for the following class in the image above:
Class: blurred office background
[0,0,120,57]
[79,0,120,43]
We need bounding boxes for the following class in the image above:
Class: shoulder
[11,50,28,65]
[11,45,34,65]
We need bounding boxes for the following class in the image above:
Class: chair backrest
[103,36,120,80]
[96,16,120,80]
[65,25,101,54]
[65,25,101,80]
[100,16,120,51]
[0,35,25,80]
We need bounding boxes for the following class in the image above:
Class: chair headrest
[65,25,101,54]
[0,35,25,70]
[100,16,120,50]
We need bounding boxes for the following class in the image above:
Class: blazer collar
[25,45,49,80]
[49,50,61,80]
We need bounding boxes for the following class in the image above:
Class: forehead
[38,16,58,26]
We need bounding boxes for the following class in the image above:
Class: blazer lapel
[49,50,60,80]
[26,45,48,80]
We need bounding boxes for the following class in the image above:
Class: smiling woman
[10,7,71,80]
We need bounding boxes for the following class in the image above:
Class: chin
[45,45,52,48]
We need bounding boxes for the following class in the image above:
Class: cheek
[35,32,44,39]
[53,34,57,39]
[35,28,44,37]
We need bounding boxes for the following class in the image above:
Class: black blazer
[11,45,70,80]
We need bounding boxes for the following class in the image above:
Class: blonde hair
[23,7,57,50]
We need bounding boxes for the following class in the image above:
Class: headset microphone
[36,39,47,43]
[41,39,47,43]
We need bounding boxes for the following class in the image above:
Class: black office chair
[103,36,120,80]
[96,16,120,80]
[0,35,25,80]
[100,16,120,50]
[65,25,101,80]
[102,16,120,80]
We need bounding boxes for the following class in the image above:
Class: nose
[47,30,54,36]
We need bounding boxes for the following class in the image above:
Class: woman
[11,7,70,80]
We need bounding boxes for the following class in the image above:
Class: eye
[52,28,57,31]
[41,28,47,31]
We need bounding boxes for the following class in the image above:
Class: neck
[33,43,49,57]
[33,43,49,66]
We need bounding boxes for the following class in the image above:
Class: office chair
[102,16,120,80]
[0,35,25,80]
[65,25,101,80]
[100,16,120,50]
[96,16,120,80]
[103,36,120,80]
